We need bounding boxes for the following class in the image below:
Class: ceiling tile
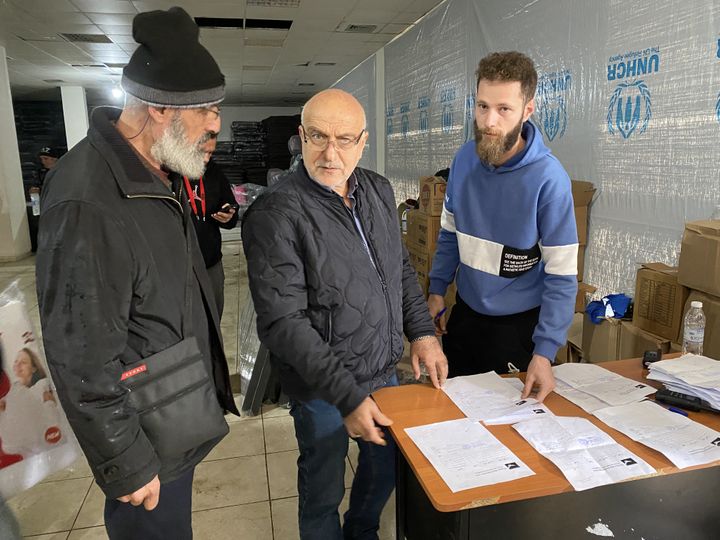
[11,0,79,12]
[72,1,138,15]
[130,1,175,12]
[85,12,136,25]
[243,46,281,66]
[98,24,133,35]
[108,34,137,44]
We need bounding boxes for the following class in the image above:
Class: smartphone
[221,202,239,212]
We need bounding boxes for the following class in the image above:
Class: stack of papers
[647,354,720,409]
[442,372,553,424]
[553,363,656,413]
[513,416,655,491]
[405,418,534,492]
[593,401,720,468]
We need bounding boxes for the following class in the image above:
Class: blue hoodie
[429,121,578,361]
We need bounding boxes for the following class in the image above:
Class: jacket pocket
[120,336,228,459]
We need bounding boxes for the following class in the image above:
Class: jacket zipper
[138,377,208,415]
[125,193,183,211]
[344,197,394,368]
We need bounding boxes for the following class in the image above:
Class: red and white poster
[0,283,78,499]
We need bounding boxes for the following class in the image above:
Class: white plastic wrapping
[0,283,79,500]
[333,54,377,172]
[337,0,720,296]
[384,0,470,204]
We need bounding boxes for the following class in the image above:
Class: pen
[668,406,689,417]
[434,307,447,322]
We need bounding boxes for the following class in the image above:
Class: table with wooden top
[373,356,720,540]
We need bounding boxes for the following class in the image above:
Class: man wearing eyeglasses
[242,88,447,540]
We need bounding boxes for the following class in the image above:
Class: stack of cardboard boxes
[556,181,596,364]
[581,219,720,364]
[572,180,597,313]
[582,263,683,365]
[404,176,456,311]
[677,220,720,359]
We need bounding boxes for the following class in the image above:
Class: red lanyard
[183,175,206,221]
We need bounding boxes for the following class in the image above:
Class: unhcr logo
[606,47,659,139]
[607,80,652,139]
[536,70,571,141]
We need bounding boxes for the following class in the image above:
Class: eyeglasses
[300,125,365,151]
[195,106,221,120]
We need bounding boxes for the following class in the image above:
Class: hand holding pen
[427,294,448,335]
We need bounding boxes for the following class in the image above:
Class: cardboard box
[571,180,595,246]
[678,220,720,297]
[418,176,446,217]
[407,244,431,295]
[632,263,689,342]
[582,314,623,363]
[575,205,588,246]
[406,210,441,253]
[681,291,720,360]
[576,281,597,313]
[557,313,585,364]
[571,180,596,207]
[577,246,586,282]
[619,321,671,361]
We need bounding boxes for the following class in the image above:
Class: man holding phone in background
[177,134,239,317]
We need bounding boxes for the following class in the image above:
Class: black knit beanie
[121,6,225,108]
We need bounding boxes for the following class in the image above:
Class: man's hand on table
[411,336,448,389]
[521,354,556,402]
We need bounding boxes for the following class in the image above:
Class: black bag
[119,196,228,459]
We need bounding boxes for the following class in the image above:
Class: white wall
[218,106,300,141]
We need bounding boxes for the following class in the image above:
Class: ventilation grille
[297,82,315,87]
[104,63,127,68]
[314,62,336,66]
[338,24,377,34]
[43,79,64,83]
[61,33,113,43]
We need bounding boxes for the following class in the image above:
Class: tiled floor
[0,242,396,540]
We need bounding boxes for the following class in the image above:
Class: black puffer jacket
[35,107,238,498]
[242,165,435,416]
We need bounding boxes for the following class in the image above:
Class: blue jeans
[290,376,398,540]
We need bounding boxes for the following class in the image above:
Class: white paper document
[405,418,534,492]
[513,416,655,491]
[553,363,655,407]
[442,372,553,424]
[593,401,720,469]
[554,379,614,413]
[647,354,720,409]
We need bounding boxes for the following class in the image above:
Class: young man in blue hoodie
[428,51,578,402]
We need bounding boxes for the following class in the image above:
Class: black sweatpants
[443,294,540,378]
[104,467,194,540]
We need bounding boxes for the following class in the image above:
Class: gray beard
[151,114,210,178]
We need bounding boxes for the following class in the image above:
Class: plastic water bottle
[682,301,706,355]
[29,188,40,216]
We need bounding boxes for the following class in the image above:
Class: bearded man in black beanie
[35,7,238,540]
